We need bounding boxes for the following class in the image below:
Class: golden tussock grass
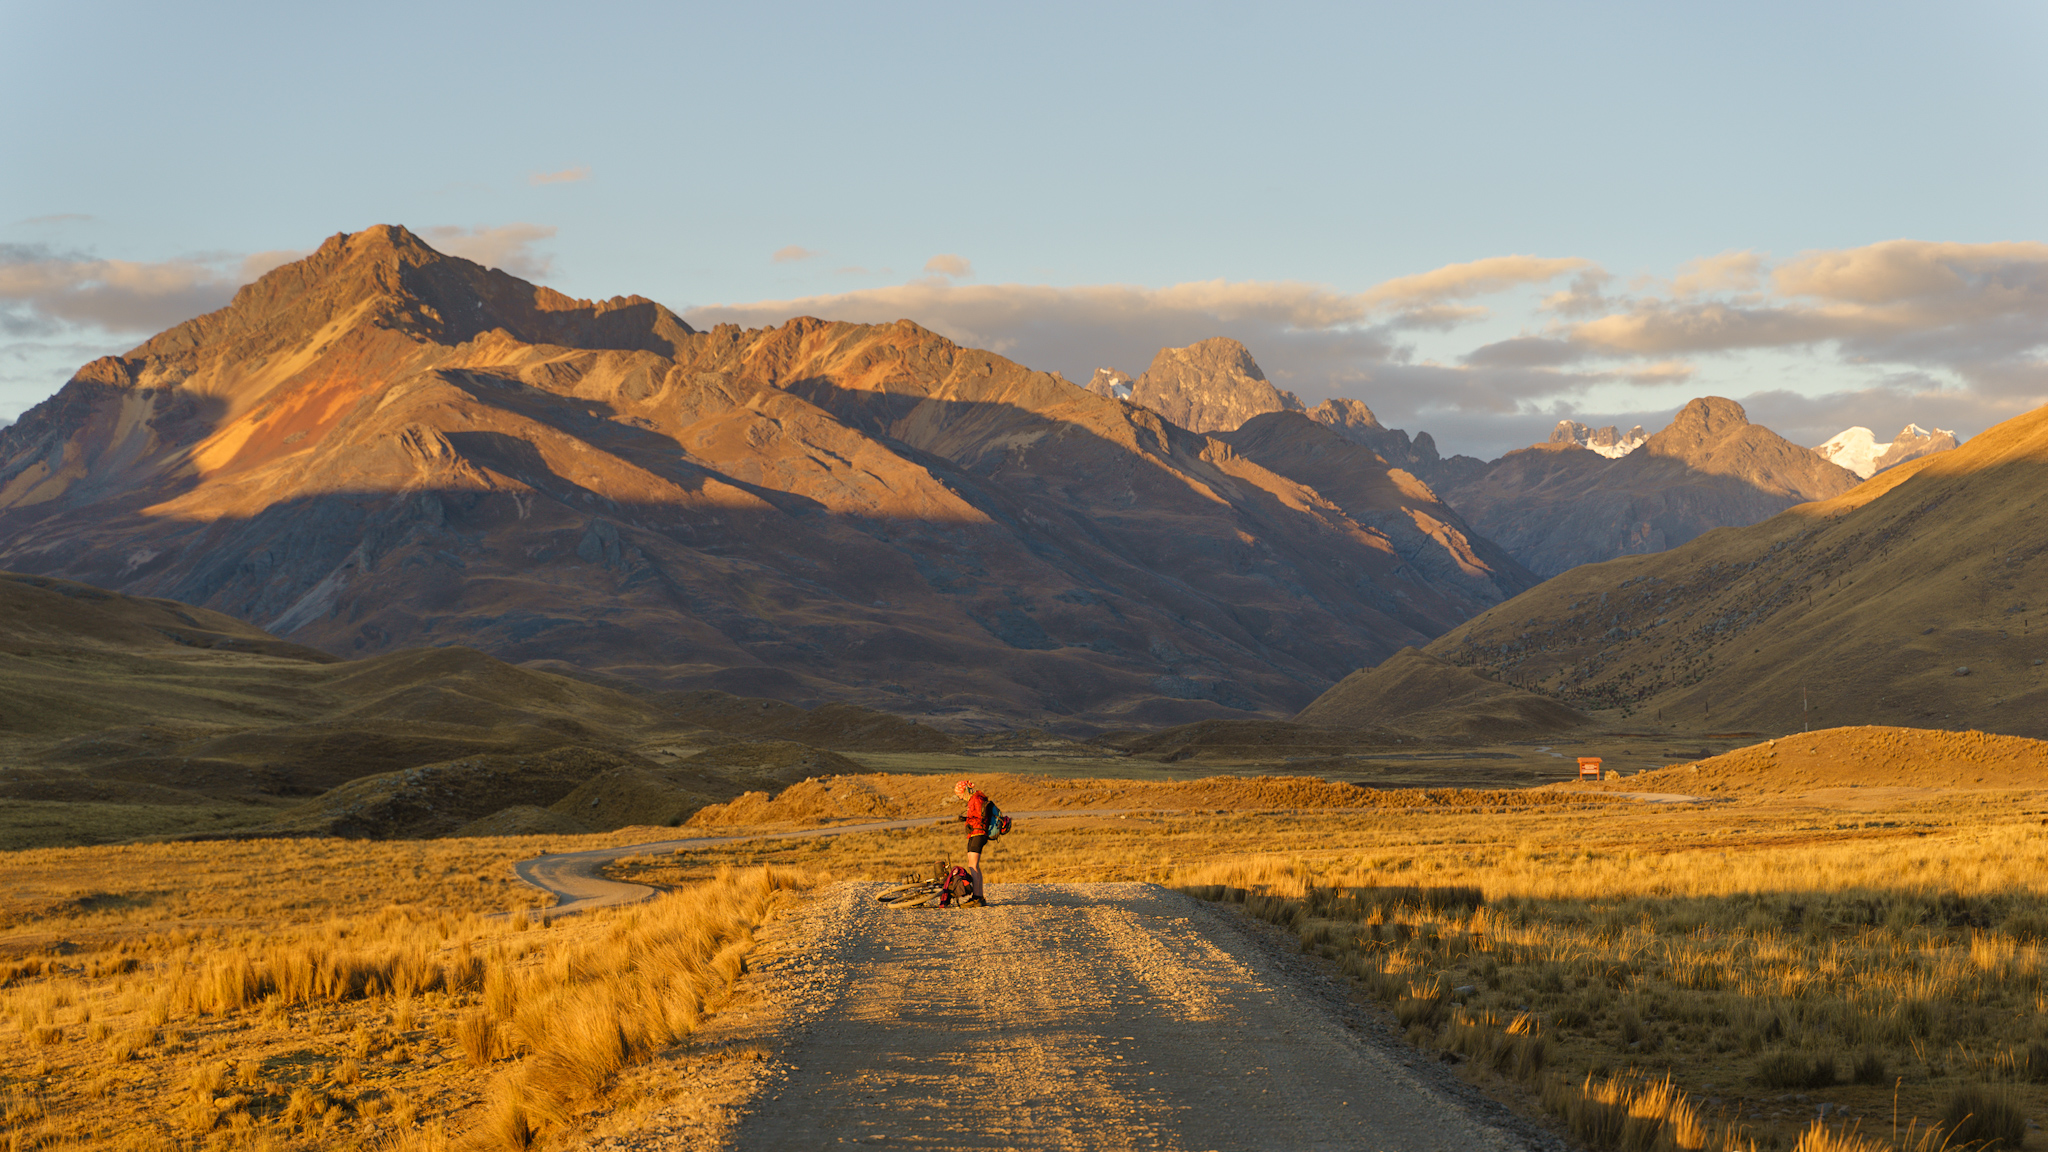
[1166,803,2048,1151]
[0,853,813,1151]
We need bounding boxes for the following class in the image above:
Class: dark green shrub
[1755,1051,1837,1089]
[1939,1084,2026,1149]
[1851,1050,1889,1086]
[2026,1041,2048,1084]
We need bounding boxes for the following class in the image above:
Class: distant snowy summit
[1549,420,1647,458]
[1815,423,1961,479]
[1085,367,1133,401]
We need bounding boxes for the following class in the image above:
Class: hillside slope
[0,226,1533,727]
[1427,401,2048,737]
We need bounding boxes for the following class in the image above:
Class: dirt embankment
[687,772,1617,829]
[1610,725,2048,797]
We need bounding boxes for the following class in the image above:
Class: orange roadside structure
[1577,756,1603,780]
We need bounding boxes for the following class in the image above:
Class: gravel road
[723,881,1546,1152]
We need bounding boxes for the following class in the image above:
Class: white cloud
[0,244,238,335]
[1360,255,1590,310]
[1669,250,1765,296]
[422,224,558,280]
[685,239,2048,460]
[773,245,820,264]
[924,254,974,279]
[528,165,591,185]
[240,249,309,281]
[1567,240,2048,398]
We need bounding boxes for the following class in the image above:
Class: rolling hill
[0,570,960,846]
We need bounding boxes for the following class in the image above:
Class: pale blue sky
[4,0,2045,457]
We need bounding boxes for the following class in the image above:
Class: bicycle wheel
[876,881,940,905]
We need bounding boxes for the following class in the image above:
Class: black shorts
[966,835,989,853]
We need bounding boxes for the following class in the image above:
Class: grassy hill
[1423,401,2048,738]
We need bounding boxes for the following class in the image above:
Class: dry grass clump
[1538,1071,1725,1150]
[1937,1084,2027,1150]
[0,859,811,1150]
[486,865,806,1140]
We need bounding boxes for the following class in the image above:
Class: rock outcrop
[1300,397,1484,486]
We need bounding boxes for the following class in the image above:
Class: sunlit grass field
[2,773,2044,1150]
[626,787,2048,1152]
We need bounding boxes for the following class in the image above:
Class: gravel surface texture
[628,881,1566,1152]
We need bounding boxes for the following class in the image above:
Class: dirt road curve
[724,882,1542,1152]
[510,811,1152,917]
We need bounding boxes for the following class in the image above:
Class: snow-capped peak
[1817,423,1961,479]
[1550,420,1646,458]
[1817,426,1883,478]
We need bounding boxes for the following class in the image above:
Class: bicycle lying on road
[875,861,976,908]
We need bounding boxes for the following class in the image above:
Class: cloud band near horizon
[2,233,2041,456]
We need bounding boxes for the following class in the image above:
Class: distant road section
[512,811,1129,917]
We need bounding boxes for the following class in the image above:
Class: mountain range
[1816,424,1962,479]
[1422,399,2048,737]
[1430,398,1861,576]
[1082,341,1872,577]
[0,226,1534,729]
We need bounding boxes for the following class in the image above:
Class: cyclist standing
[953,779,992,906]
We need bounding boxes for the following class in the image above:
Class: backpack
[983,797,1011,841]
[936,865,975,907]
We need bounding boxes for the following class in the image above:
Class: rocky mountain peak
[1669,395,1749,434]
[1876,423,1961,473]
[1644,397,1754,459]
[1127,338,1302,433]
[1307,397,1383,432]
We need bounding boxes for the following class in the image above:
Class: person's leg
[964,849,984,902]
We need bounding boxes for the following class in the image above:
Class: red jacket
[963,791,991,836]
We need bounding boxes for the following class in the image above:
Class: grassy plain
[4,728,2046,1151]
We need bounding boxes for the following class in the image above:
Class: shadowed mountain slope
[1426,401,2048,737]
[1295,647,1587,742]
[0,226,1534,729]
[1217,412,1538,605]
[1434,398,1860,576]
[0,570,961,845]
